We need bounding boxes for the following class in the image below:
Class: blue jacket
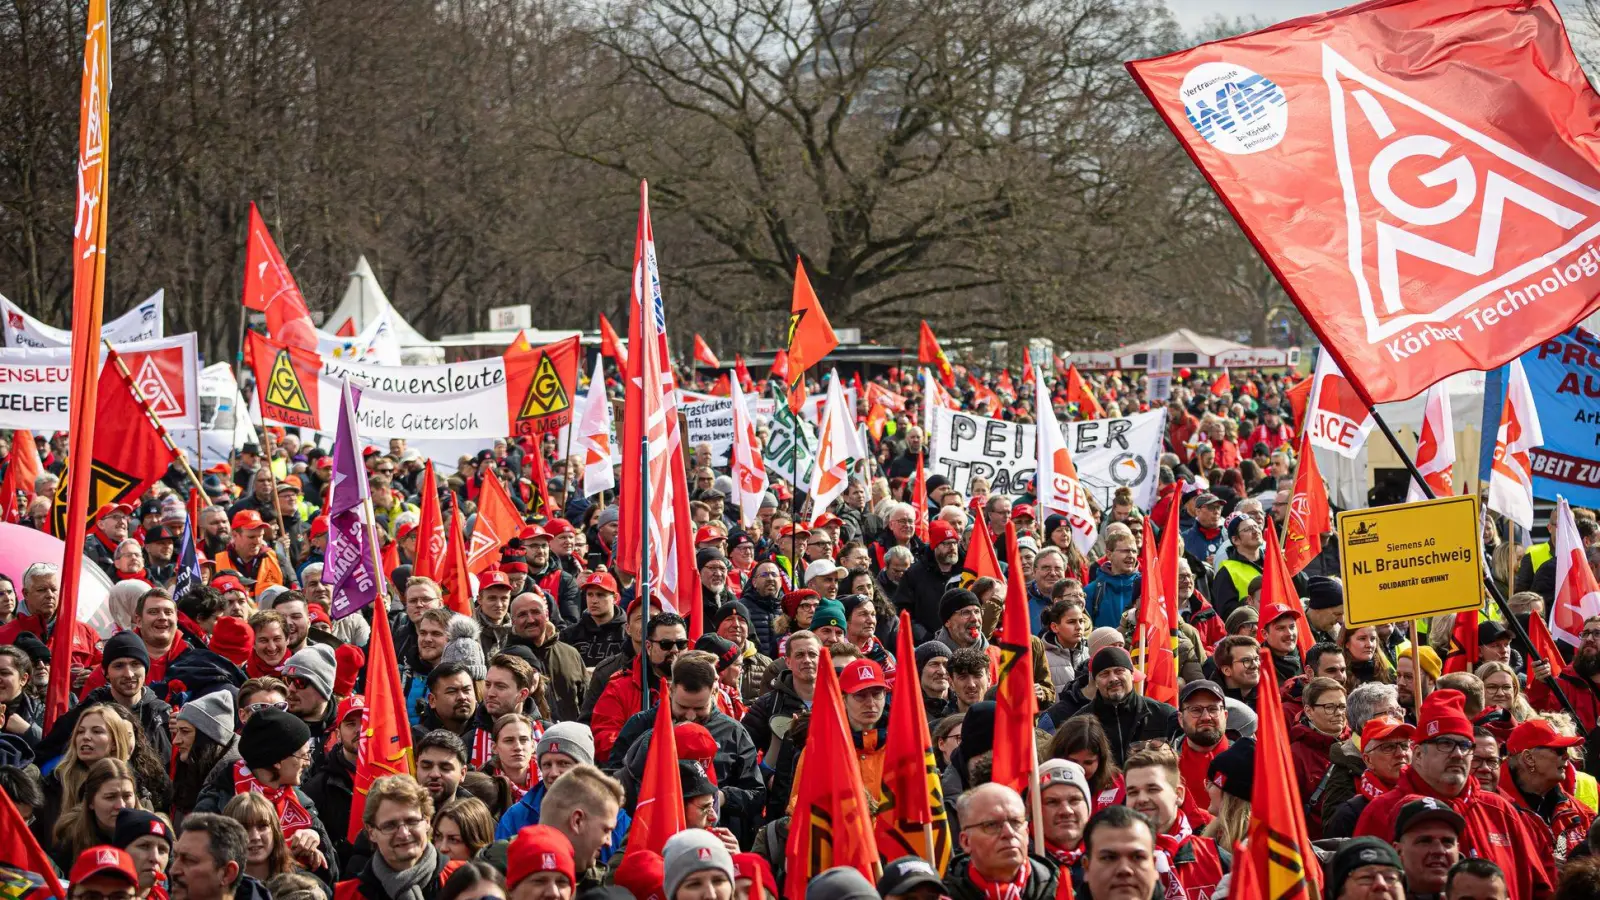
[496,781,633,864]
[1181,524,1225,569]
[1083,567,1141,629]
[1027,582,1053,636]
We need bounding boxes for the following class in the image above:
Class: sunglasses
[246,701,289,714]
[653,639,689,652]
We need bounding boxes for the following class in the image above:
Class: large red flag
[918,322,955,389]
[1127,0,1600,405]
[467,473,521,576]
[1210,370,1231,397]
[631,679,685,855]
[1132,517,1179,706]
[1244,637,1323,897]
[599,313,628,369]
[785,646,881,896]
[411,462,445,580]
[50,0,112,730]
[244,329,322,431]
[242,203,318,350]
[436,494,474,616]
[911,455,929,544]
[1,430,41,524]
[1260,525,1315,656]
[350,599,415,843]
[991,522,1038,795]
[0,780,64,900]
[1526,607,1566,684]
[1157,482,1184,607]
[1442,607,1479,674]
[1282,432,1330,577]
[875,611,952,871]
[1063,364,1103,419]
[957,515,1003,590]
[786,261,839,382]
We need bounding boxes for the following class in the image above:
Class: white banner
[765,405,817,486]
[0,333,200,432]
[2,291,164,348]
[681,397,778,465]
[316,308,402,366]
[927,406,1167,510]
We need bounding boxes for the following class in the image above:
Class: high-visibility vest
[1577,770,1599,815]
[1217,558,1259,600]
[1527,542,1553,578]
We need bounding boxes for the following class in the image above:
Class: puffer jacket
[1041,633,1086,691]
[738,581,784,659]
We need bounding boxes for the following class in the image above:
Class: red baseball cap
[308,516,329,539]
[695,525,727,545]
[817,514,844,530]
[1360,716,1415,747]
[396,522,416,542]
[838,658,888,695]
[507,825,576,889]
[482,570,513,589]
[1260,602,1297,625]
[69,846,138,887]
[204,463,232,477]
[1508,718,1585,755]
[335,695,368,724]
[519,524,551,542]
[778,523,810,538]
[94,503,134,521]
[315,457,333,471]
[1011,504,1036,521]
[210,574,248,595]
[581,572,619,596]
[544,518,574,537]
[231,510,266,532]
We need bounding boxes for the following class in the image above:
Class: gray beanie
[663,830,735,900]
[915,641,953,671]
[596,506,620,527]
[257,585,291,610]
[1037,759,1092,805]
[440,614,486,680]
[759,492,779,510]
[535,722,595,768]
[281,644,337,700]
[177,691,236,747]
[806,867,879,900]
[713,475,735,497]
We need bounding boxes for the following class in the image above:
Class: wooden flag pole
[101,340,207,499]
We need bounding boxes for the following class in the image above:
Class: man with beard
[1355,691,1552,900]
[213,511,294,599]
[699,549,738,623]
[735,560,784,658]
[1068,648,1177,766]
[933,589,988,653]
[198,506,231,559]
[1530,613,1600,727]
[560,572,628,668]
[943,783,1061,900]
[414,730,467,811]
[1260,602,1305,681]
[1121,747,1226,899]
[1172,680,1228,825]
[411,661,483,763]
[1034,760,1093,890]
[590,612,688,761]
[871,503,926,577]
[143,526,179,587]
[887,428,927,482]
[518,526,580,626]
[507,591,586,723]
[87,631,174,761]
[916,641,956,724]
[896,521,964,640]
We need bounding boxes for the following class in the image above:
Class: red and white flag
[1407,382,1456,501]
[809,371,856,526]
[576,355,615,498]
[729,374,767,527]
[1127,0,1600,405]
[1304,351,1374,458]
[1550,497,1600,646]
[692,334,720,369]
[1210,370,1231,397]
[1031,365,1097,554]
[1486,359,1544,530]
[920,367,958,428]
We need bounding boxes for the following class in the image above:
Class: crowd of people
[3,363,1600,900]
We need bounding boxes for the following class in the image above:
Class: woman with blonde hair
[36,702,139,845]
[50,757,142,871]
[1476,660,1537,723]
[225,792,293,883]
[432,797,496,862]
[1202,740,1252,849]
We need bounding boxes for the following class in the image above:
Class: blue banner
[1520,326,1600,508]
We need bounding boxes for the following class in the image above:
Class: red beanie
[1415,689,1473,743]
[674,722,719,785]
[782,589,818,620]
[614,848,665,900]
[506,825,575,889]
[209,616,253,667]
[732,854,777,900]
[334,644,366,697]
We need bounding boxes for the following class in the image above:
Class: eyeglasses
[1470,754,1500,769]
[1422,737,1473,756]
[1582,629,1600,641]
[1128,739,1169,754]
[1366,742,1410,757]
[964,817,1026,837]
[1182,704,1225,718]
[653,639,689,652]
[374,816,427,836]
[1311,703,1348,715]
[245,701,289,714]
[73,892,137,900]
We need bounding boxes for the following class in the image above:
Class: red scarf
[965,862,1029,900]
[232,760,314,838]
[115,568,149,582]
[470,729,494,768]
[246,652,286,680]
[1357,768,1392,800]
[1045,843,1083,868]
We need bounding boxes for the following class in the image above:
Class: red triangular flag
[1211,370,1232,396]
[468,472,523,576]
[1245,633,1324,896]
[874,611,952,871]
[693,334,721,368]
[242,203,318,349]
[912,455,929,544]
[1443,608,1480,674]
[349,602,415,843]
[0,429,41,524]
[959,516,1003,588]
[631,679,685,854]
[1260,525,1315,656]
[1133,517,1179,706]
[1282,430,1329,576]
[436,494,474,616]
[918,321,955,389]
[1527,609,1566,683]
[599,313,629,369]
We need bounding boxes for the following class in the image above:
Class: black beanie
[710,601,751,628]
[13,632,50,664]
[915,641,953,671]
[694,634,741,672]
[839,594,872,619]
[113,809,173,849]
[1090,647,1135,675]
[1305,576,1344,610]
[240,708,313,771]
[958,701,997,763]
[938,589,980,625]
[101,632,149,672]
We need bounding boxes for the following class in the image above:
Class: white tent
[321,256,444,365]
[1114,328,1250,357]
[1069,328,1300,370]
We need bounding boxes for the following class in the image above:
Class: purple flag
[323,379,380,617]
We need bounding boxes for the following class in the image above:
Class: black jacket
[737,581,784,659]
[560,607,629,669]
[742,670,812,819]
[303,745,359,864]
[943,854,1061,900]
[895,551,960,641]
[615,707,765,846]
[1068,691,1178,767]
[340,848,447,900]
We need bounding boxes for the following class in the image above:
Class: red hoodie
[1289,721,1347,839]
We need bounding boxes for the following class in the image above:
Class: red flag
[1286,375,1314,433]
[1443,607,1479,674]
[1244,634,1323,897]
[504,335,582,439]
[436,494,474,616]
[1157,482,1184,607]
[50,0,112,730]
[523,448,554,521]
[334,318,357,338]
[0,779,64,900]
[381,533,399,582]
[787,377,809,416]
[242,203,318,350]
[786,261,839,382]
[350,598,415,843]
[1064,364,1103,419]
[51,351,177,536]
[996,369,1016,401]
[468,473,522,576]
[770,349,791,384]
[875,611,952,871]
[911,455,929,544]
[991,522,1038,795]
[1132,517,1179,706]
[1527,607,1566,684]
[734,355,755,393]
[1210,370,1231,397]
[709,373,731,397]
[1023,347,1034,374]
[919,322,955,389]
[245,330,322,431]
[785,646,881,895]
[958,515,1003,589]
[967,375,999,417]
[186,488,205,556]
[1282,432,1330,576]
[412,462,445,580]
[1260,525,1315,656]
[599,313,629,369]
[1127,0,1600,405]
[1,430,41,524]
[693,334,721,368]
[866,402,889,442]
[631,679,686,854]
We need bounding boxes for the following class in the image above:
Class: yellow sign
[1338,494,1482,627]
[265,350,312,413]
[519,354,570,418]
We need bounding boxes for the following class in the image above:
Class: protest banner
[682,396,779,465]
[926,406,1165,509]
[1,291,164,348]
[0,333,199,433]
[765,404,817,487]
[1338,495,1482,627]
[1522,325,1600,508]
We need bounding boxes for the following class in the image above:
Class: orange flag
[786,646,881,896]
[1286,375,1314,434]
[1132,518,1179,706]
[1443,608,1480,674]
[1064,364,1104,419]
[786,261,839,382]
[631,679,685,854]
[1260,525,1315,656]
[599,313,629,369]
[468,473,521,576]
[991,522,1038,795]
[1245,639,1323,897]
[350,598,415,843]
[1,430,41,524]
[912,455,929,544]
[919,322,955,389]
[50,0,112,730]
[958,516,1003,589]
[1211,370,1232,396]
[875,611,952,871]
[412,463,445,580]
[436,494,474,616]
[1282,431,1330,576]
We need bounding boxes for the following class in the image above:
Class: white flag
[1305,351,1376,459]
[1486,359,1544,531]
[575,356,615,498]
[729,375,768,527]
[1406,382,1455,502]
[808,369,855,525]
[1032,365,1098,554]
[1551,496,1600,646]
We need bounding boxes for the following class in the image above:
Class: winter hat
[1224,698,1258,739]
[507,824,577,890]
[674,723,719,780]
[678,760,717,799]
[239,708,312,770]
[13,632,50,665]
[1207,737,1255,800]
[958,701,997,764]
[177,691,236,747]
[1036,759,1092,805]
[732,854,778,900]
[1043,514,1069,538]
[938,589,980,625]
[101,632,149,672]
[1087,627,1124,660]
[1414,689,1473,743]
[441,616,488,681]
[281,644,337,700]
[1326,838,1403,900]
[782,589,818,620]
[258,585,292,610]
[759,493,779,510]
[1305,576,1344,610]
[710,602,751,629]
[597,506,621,528]
[614,848,666,900]
[838,594,874,620]
[1090,647,1135,675]
[1399,644,1443,681]
[810,600,847,633]
[694,634,741,673]
[536,722,595,768]
[0,734,34,769]
[662,830,735,900]
[914,641,953,672]
[696,548,727,570]
[713,475,735,497]
[334,644,366,697]
[209,616,253,666]
[113,809,173,850]
[1223,606,1259,634]
[927,520,958,547]
[806,867,878,900]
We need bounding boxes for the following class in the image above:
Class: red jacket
[1288,722,1345,838]
[1156,826,1226,900]
[1498,761,1593,869]
[589,658,660,764]
[1178,737,1226,827]
[1528,670,1600,732]
[0,614,100,671]
[1355,767,1554,900]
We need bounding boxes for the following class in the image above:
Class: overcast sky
[1163,0,1347,33]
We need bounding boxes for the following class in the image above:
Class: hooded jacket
[1288,721,1347,838]
[1499,759,1594,869]
[559,605,628,669]
[1083,565,1140,630]
[1041,633,1087,692]
[589,656,663,762]
[741,669,813,819]
[302,743,360,865]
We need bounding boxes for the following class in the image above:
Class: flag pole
[1028,731,1045,856]
[639,420,652,714]
[1365,404,1578,718]
[100,340,207,500]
